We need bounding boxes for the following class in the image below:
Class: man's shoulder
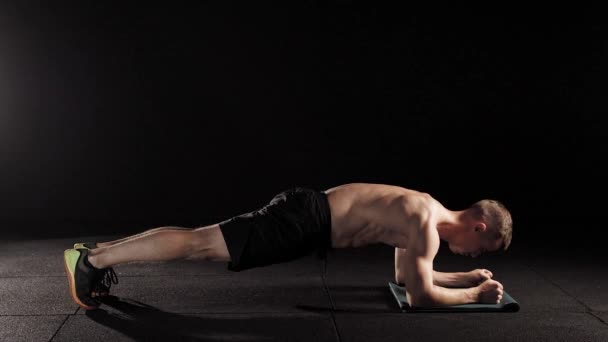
[402,197,441,256]
[399,192,438,219]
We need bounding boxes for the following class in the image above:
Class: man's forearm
[433,270,467,288]
[414,285,478,307]
[396,270,468,287]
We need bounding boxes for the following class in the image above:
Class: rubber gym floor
[1,233,606,342]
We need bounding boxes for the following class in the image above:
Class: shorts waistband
[312,190,333,259]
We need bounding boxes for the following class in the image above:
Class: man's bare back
[324,182,439,249]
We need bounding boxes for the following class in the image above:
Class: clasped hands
[459,268,494,288]
[464,268,505,304]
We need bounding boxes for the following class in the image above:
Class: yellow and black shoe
[71,242,117,298]
[63,248,103,310]
[63,248,119,309]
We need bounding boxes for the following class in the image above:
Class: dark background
[1,4,605,253]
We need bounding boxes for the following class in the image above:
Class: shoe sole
[63,249,99,310]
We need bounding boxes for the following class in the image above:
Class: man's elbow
[395,273,405,286]
[409,291,435,307]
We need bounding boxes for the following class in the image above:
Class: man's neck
[436,209,467,241]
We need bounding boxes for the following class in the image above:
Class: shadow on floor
[85,296,275,341]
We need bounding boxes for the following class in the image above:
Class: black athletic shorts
[218,187,333,272]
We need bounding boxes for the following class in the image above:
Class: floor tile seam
[47,315,70,342]
[320,260,342,342]
[587,311,608,326]
[522,263,596,313]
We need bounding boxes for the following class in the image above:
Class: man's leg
[87,224,231,269]
[96,226,192,248]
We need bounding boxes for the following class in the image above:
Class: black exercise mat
[388,281,520,313]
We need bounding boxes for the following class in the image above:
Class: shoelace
[93,267,119,294]
[101,267,119,288]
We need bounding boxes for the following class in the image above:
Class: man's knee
[186,225,231,262]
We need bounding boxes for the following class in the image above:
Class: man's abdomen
[324,183,409,248]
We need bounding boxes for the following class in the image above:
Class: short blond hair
[470,199,513,251]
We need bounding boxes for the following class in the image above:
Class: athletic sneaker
[71,242,117,297]
[63,248,118,309]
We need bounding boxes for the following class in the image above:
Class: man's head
[448,199,513,257]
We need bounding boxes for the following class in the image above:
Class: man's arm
[396,248,494,288]
[395,248,467,287]
[432,270,469,287]
[401,220,479,307]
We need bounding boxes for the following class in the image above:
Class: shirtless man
[63,183,512,310]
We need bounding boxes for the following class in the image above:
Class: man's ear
[474,222,487,232]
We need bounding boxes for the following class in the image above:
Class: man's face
[449,230,500,258]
